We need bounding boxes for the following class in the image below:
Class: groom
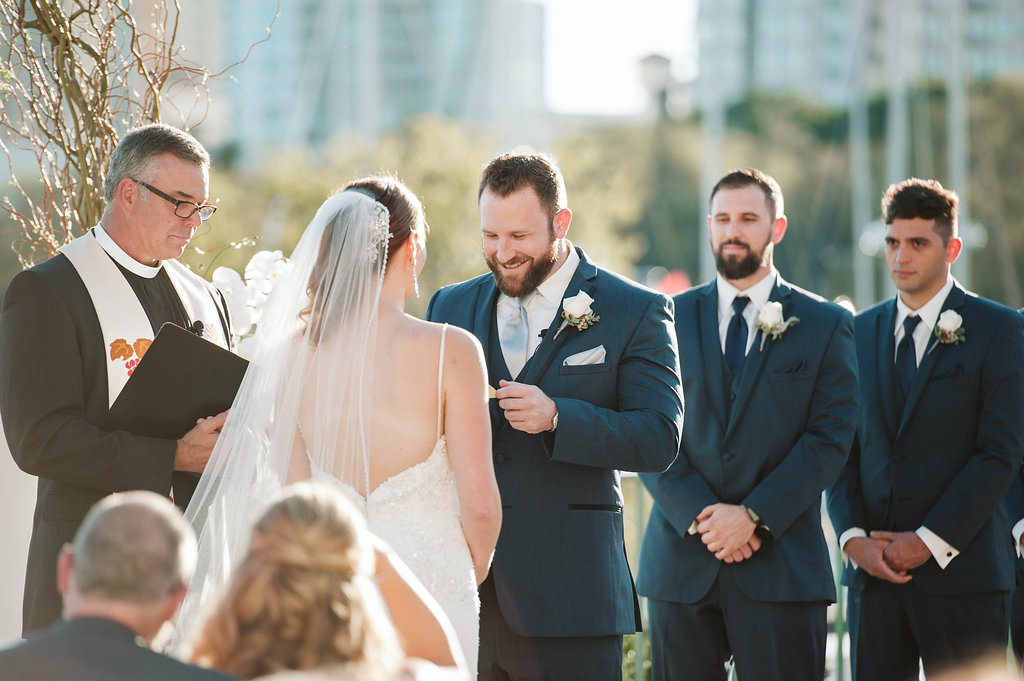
[427,152,683,680]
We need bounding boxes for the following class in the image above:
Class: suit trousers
[647,565,827,681]
[477,575,623,681]
[848,579,1009,681]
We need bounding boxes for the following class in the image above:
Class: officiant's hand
[696,503,757,561]
[496,380,558,434]
[174,410,228,472]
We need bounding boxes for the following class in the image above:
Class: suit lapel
[724,278,793,440]
[874,300,900,442]
[473,277,501,375]
[519,248,598,386]
[695,282,729,433]
[896,284,967,439]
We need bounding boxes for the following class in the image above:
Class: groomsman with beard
[828,178,1024,679]
[427,152,684,680]
[638,168,858,681]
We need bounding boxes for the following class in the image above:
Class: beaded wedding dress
[308,327,479,673]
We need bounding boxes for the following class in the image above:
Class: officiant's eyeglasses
[133,179,218,222]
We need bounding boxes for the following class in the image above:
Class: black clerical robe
[0,247,230,635]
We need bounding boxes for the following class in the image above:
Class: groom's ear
[554,208,572,239]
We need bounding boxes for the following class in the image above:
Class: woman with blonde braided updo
[191,483,463,681]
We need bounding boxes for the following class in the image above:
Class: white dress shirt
[497,246,580,373]
[715,270,778,355]
[840,275,960,569]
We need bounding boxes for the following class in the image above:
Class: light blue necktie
[504,298,530,377]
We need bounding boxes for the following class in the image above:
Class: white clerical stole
[60,227,227,407]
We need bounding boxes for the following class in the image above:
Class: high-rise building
[202,0,545,161]
[695,0,1024,109]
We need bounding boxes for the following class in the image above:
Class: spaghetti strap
[437,323,448,440]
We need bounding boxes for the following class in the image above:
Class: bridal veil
[175,188,392,649]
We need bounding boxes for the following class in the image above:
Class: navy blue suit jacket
[828,284,1024,594]
[638,277,857,604]
[0,617,237,681]
[426,247,683,638]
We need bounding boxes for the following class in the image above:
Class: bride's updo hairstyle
[302,175,426,342]
[191,483,403,679]
[344,174,427,266]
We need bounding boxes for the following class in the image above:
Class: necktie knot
[896,314,922,395]
[732,296,750,317]
[903,314,921,338]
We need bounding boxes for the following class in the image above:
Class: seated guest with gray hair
[0,491,237,681]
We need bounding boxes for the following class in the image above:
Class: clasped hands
[694,503,762,564]
[843,530,931,584]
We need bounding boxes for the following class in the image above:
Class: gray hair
[71,491,197,604]
[103,123,210,201]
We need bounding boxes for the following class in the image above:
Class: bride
[177,177,501,676]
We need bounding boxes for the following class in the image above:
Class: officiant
[0,123,232,636]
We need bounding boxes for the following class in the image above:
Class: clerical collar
[93,224,162,279]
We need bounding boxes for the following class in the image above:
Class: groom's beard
[486,237,559,298]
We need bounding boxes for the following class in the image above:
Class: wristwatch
[745,505,768,534]
[549,409,559,432]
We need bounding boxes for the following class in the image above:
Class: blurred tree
[187,117,652,318]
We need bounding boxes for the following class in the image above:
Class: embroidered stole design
[60,232,227,407]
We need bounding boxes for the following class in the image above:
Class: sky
[539,0,697,116]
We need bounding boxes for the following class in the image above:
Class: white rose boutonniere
[934,309,966,346]
[753,301,799,350]
[555,291,599,339]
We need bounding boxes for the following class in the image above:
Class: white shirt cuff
[838,527,867,568]
[916,526,959,569]
[687,520,698,536]
[1012,518,1024,559]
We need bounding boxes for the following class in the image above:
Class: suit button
[730,392,737,401]
[722,452,734,462]
[880,498,889,505]
[894,455,905,462]
[496,454,507,464]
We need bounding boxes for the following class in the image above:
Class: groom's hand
[695,503,757,560]
[496,380,558,434]
[174,410,228,472]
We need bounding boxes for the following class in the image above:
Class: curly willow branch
[0,0,278,268]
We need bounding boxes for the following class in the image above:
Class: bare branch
[1,0,273,266]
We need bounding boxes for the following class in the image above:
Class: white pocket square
[563,345,606,366]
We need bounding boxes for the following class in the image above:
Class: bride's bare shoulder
[405,319,485,380]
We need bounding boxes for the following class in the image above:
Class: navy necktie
[725,296,750,374]
[896,314,921,394]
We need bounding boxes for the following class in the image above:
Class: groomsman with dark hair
[828,178,1024,680]
[638,168,858,681]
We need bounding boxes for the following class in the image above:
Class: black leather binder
[106,322,248,438]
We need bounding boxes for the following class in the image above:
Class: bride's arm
[442,328,502,585]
